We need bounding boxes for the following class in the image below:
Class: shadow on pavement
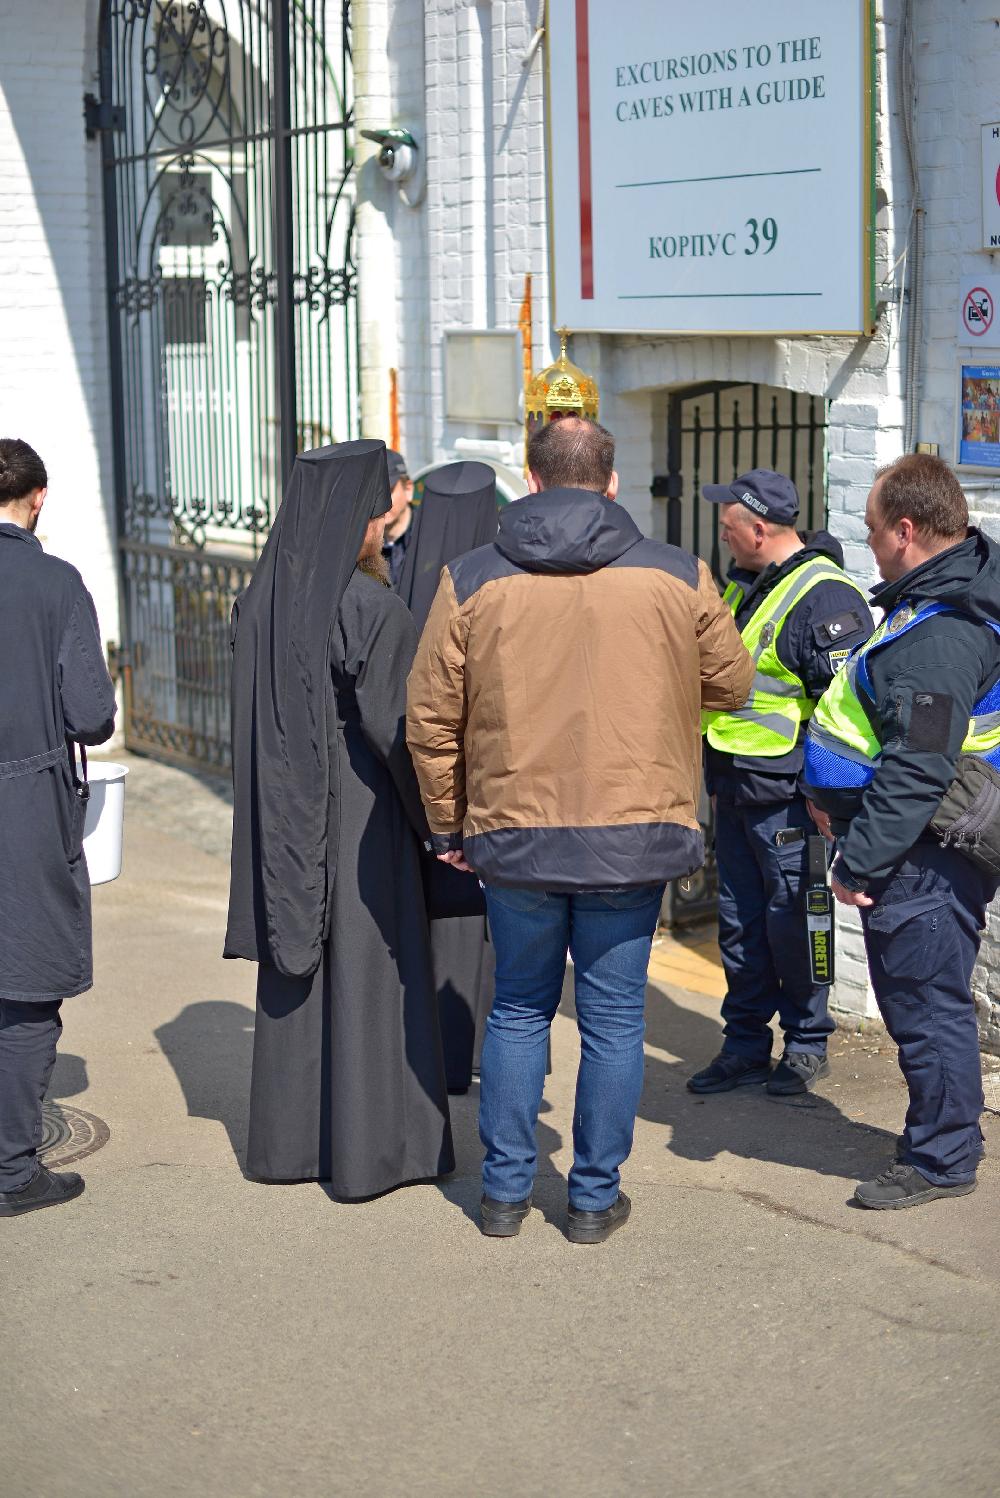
[155,1000,255,1168]
[47,1051,89,1100]
[638,981,897,1181]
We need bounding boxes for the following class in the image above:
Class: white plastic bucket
[82,762,129,885]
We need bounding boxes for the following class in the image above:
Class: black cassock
[225,440,453,1197]
[396,461,499,1092]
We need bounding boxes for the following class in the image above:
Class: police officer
[688,470,873,1097]
[804,453,1000,1209]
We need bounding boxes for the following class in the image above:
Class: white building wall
[900,0,1000,1050]
[0,0,118,655]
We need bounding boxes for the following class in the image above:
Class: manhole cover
[39,1102,110,1168]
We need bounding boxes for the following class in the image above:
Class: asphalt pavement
[4,753,999,1498]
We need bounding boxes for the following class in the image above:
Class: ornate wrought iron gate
[655,382,828,926]
[93,0,357,772]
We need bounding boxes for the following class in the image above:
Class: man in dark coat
[395,459,500,1093]
[0,438,117,1218]
[225,439,454,1198]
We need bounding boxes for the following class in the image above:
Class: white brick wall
[0,0,118,655]
[904,0,1000,1050]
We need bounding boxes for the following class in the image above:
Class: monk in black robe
[225,439,454,1197]
[396,461,499,1093]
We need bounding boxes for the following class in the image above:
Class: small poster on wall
[959,365,1000,469]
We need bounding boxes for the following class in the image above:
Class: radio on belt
[805,835,834,986]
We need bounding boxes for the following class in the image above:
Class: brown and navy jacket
[406,487,753,891]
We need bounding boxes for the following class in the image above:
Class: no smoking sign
[959,275,1000,346]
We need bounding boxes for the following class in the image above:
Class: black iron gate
[655,382,828,925]
[92,0,358,772]
[661,382,828,584]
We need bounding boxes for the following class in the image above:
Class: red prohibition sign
[964,287,994,338]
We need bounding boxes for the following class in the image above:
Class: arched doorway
[94,0,358,771]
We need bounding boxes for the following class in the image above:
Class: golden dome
[525,328,599,425]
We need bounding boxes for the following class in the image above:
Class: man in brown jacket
[407,418,752,1243]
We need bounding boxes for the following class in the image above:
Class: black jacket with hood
[806,528,1000,884]
[705,531,874,807]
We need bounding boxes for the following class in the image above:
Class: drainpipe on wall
[898,0,923,454]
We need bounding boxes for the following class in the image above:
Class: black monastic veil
[225,440,454,1196]
[225,440,391,977]
[396,460,501,1091]
[398,459,500,632]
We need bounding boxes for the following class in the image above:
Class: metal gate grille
[94,0,357,772]
[660,383,828,584]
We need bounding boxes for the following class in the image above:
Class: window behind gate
[93,1,358,772]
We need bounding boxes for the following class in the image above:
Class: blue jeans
[480,883,665,1212]
[715,797,834,1061]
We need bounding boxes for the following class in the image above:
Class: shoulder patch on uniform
[906,692,954,754]
[828,648,850,670]
[813,609,866,648]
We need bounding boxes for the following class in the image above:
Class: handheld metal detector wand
[805,835,835,985]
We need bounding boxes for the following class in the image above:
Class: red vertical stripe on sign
[576,0,594,299]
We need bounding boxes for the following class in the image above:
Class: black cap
[703,468,800,525]
[386,449,409,488]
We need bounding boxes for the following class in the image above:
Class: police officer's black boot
[766,1050,830,1095]
[854,1163,976,1210]
[687,1050,770,1093]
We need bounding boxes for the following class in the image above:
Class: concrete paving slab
[4,755,999,1497]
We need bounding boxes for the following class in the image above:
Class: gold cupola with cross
[525,327,599,447]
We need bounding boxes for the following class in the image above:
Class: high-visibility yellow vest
[804,600,1000,788]
[703,556,868,758]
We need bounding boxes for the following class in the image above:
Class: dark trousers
[716,797,835,1061]
[0,999,62,1191]
[860,842,993,1186]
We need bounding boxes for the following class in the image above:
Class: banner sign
[982,123,1000,250]
[959,365,1000,470]
[547,1,875,336]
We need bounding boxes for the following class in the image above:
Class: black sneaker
[566,1191,631,1245]
[687,1051,770,1094]
[767,1051,830,1096]
[0,1165,85,1217]
[479,1194,531,1237]
[854,1163,976,1211]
